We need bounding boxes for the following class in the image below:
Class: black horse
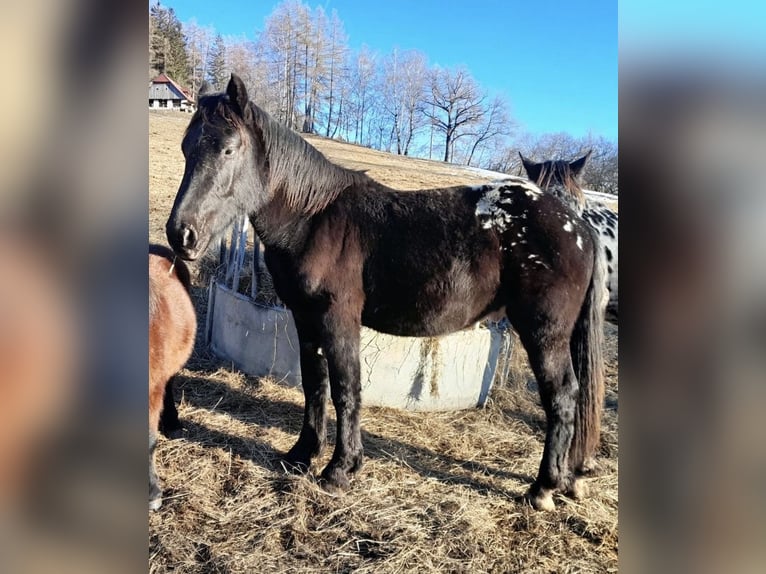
[167,75,606,510]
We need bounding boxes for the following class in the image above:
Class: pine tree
[207,35,228,91]
[149,2,190,86]
[149,2,166,77]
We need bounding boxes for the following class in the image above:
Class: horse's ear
[519,152,541,182]
[570,150,592,177]
[197,80,213,103]
[226,74,249,117]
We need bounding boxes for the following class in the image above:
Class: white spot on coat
[476,186,513,231]
[563,221,573,232]
[475,180,545,232]
[524,189,540,200]
[576,235,583,250]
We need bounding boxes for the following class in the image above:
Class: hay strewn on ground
[149,110,618,573]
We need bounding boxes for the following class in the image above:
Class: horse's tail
[569,228,607,474]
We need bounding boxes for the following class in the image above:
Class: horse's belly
[362,256,500,336]
[362,290,494,337]
[362,313,471,338]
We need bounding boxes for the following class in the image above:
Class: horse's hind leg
[284,316,329,471]
[520,334,581,511]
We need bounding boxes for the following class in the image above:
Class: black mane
[529,159,586,213]
[196,94,371,215]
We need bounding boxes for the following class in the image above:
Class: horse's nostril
[181,225,197,250]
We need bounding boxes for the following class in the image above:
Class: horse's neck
[250,196,312,254]
[549,186,585,216]
[251,137,355,251]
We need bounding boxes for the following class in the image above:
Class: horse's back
[350,186,503,335]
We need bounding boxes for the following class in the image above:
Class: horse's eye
[224,149,234,156]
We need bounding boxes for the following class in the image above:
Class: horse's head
[166,74,267,261]
[519,151,591,213]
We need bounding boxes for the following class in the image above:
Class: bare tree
[580,135,618,194]
[322,10,349,137]
[257,1,348,134]
[327,60,352,140]
[226,38,259,90]
[423,67,486,163]
[258,0,308,128]
[299,5,322,133]
[366,97,389,150]
[455,96,515,166]
[490,131,618,194]
[183,19,214,96]
[379,49,428,155]
[347,46,378,145]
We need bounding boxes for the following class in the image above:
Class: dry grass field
[149,110,618,573]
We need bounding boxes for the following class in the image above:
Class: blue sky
[163,0,617,141]
[620,0,766,56]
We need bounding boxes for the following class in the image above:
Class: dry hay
[149,111,618,573]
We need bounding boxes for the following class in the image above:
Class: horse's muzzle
[166,220,201,261]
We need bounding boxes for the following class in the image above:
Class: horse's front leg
[319,315,363,492]
[149,431,162,511]
[284,315,329,471]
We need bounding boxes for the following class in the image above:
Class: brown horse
[0,233,77,509]
[149,244,196,511]
[167,75,606,510]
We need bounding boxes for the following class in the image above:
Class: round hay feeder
[205,219,512,411]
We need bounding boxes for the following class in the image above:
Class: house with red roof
[149,73,194,112]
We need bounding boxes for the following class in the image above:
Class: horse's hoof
[165,428,184,440]
[281,457,310,475]
[159,420,183,439]
[349,452,364,474]
[576,456,599,476]
[283,447,313,473]
[318,478,347,497]
[527,486,555,511]
[320,465,351,493]
[566,478,589,500]
[149,496,162,512]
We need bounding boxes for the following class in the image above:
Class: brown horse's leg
[149,431,162,511]
[521,336,579,511]
[284,316,329,471]
[159,377,182,438]
[148,368,164,510]
[318,316,363,492]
